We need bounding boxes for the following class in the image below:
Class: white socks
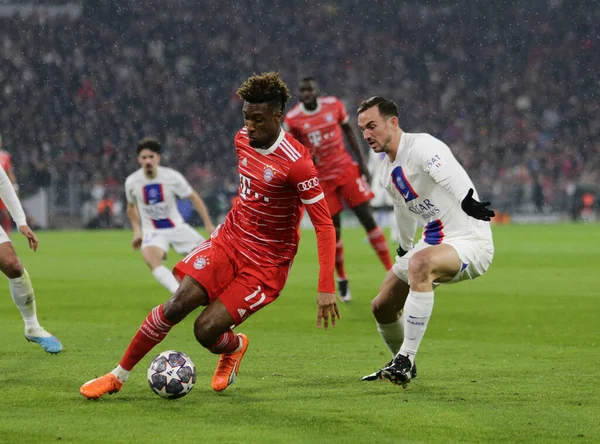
[9,269,50,337]
[111,365,130,383]
[399,290,434,364]
[152,265,179,294]
[376,314,405,356]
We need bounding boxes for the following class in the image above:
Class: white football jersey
[368,149,394,207]
[125,166,193,232]
[379,132,493,251]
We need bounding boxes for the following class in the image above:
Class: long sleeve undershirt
[0,165,26,227]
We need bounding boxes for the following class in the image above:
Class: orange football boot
[211,333,249,392]
[80,373,123,399]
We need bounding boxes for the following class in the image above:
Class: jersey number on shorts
[245,286,266,309]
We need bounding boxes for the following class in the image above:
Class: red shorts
[173,229,291,326]
[321,163,374,216]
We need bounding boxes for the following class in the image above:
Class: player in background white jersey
[125,137,215,294]
[357,97,495,387]
[0,164,62,353]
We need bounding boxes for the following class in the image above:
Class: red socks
[208,329,240,354]
[337,227,393,278]
[368,227,393,271]
[335,239,347,280]
[119,305,174,371]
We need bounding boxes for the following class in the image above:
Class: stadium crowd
[0,0,598,222]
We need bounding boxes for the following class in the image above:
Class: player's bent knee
[371,292,404,323]
[163,277,208,323]
[1,256,23,279]
[408,254,433,281]
[371,296,387,317]
[193,317,219,349]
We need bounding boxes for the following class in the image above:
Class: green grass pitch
[0,224,598,443]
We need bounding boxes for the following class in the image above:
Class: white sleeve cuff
[301,192,324,205]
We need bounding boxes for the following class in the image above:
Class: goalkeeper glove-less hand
[461,188,495,221]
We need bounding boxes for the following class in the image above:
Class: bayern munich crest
[193,256,209,270]
[264,166,274,182]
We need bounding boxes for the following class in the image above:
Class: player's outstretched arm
[304,198,339,329]
[0,166,34,250]
[0,164,27,228]
[188,191,216,233]
[126,202,142,249]
[421,138,494,221]
[289,158,339,328]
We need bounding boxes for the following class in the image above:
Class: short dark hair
[237,72,291,113]
[136,137,161,155]
[357,96,399,118]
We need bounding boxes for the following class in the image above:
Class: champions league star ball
[147,350,196,399]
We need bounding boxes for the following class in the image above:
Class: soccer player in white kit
[125,137,215,294]
[0,164,62,353]
[356,97,495,387]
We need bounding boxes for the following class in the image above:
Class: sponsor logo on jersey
[391,166,418,202]
[143,183,164,205]
[193,256,209,270]
[425,154,442,172]
[142,204,170,219]
[307,130,322,147]
[143,183,174,228]
[264,166,274,182]
[408,198,440,219]
[297,177,320,192]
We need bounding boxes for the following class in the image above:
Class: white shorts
[0,226,10,245]
[142,224,204,256]
[392,237,494,286]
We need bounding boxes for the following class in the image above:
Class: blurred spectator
[0,0,598,221]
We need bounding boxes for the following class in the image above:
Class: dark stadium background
[0,0,597,227]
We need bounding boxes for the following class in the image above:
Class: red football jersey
[221,128,335,295]
[284,96,354,181]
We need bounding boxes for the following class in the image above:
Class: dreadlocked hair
[237,72,291,113]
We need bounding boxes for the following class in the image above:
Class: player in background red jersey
[284,78,393,302]
[80,72,339,399]
[0,135,19,234]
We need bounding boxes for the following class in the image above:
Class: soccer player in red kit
[284,78,392,302]
[80,72,339,399]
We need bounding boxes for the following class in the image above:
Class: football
[147,350,196,399]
